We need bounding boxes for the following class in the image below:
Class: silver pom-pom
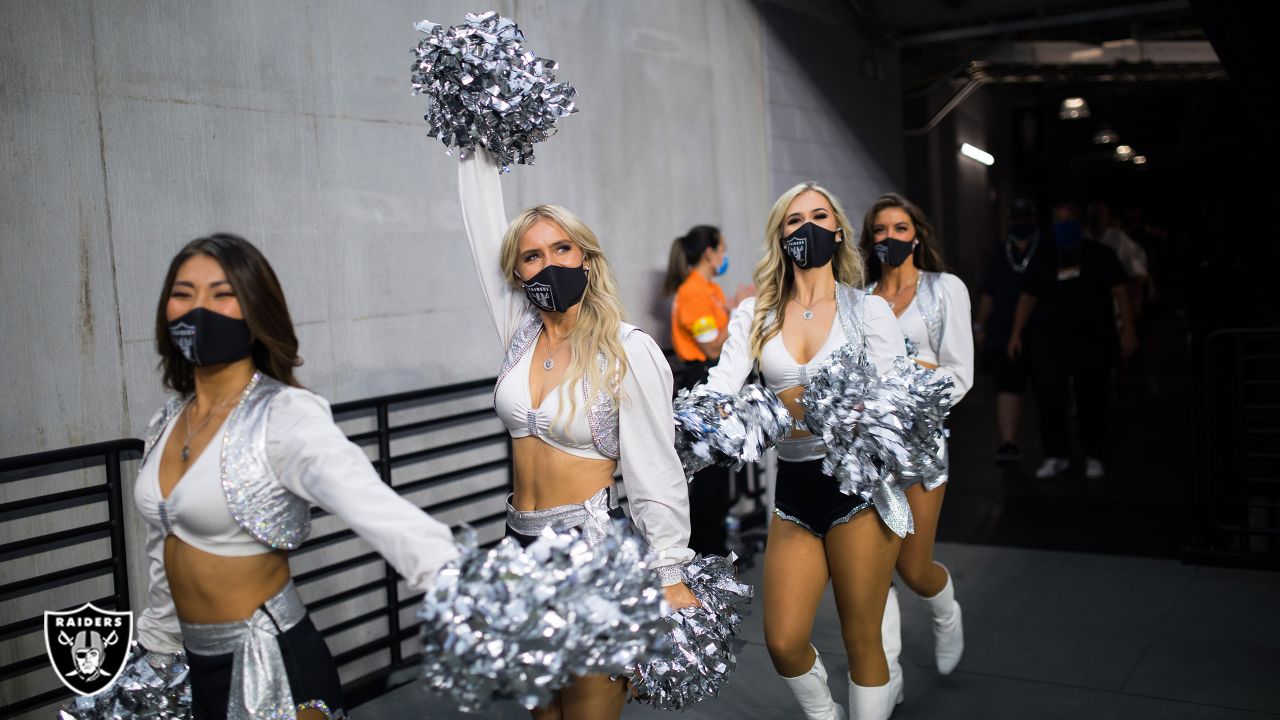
[630,554,753,710]
[59,642,191,719]
[800,347,954,537]
[418,525,666,712]
[673,384,792,479]
[410,11,577,170]
[878,357,955,490]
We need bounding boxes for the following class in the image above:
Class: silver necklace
[791,294,830,320]
[1005,233,1038,273]
[181,390,242,462]
[541,331,567,371]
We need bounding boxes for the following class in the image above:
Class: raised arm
[617,330,695,585]
[458,149,529,347]
[934,274,975,402]
[267,388,460,595]
[702,298,757,394]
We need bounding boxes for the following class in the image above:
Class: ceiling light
[1093,128,1119,145]
[960,143,994,166]
[1132,155,1148,165]
[1059,97,1091,120]
[1114,145,1134,161]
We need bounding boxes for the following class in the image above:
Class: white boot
[780,647,846,720]
[922,565,964,675]
[848,679,896,720]
[880,586,905,705]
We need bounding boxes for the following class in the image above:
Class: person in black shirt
[975,199,1041,462]
[1007,203,1137,480]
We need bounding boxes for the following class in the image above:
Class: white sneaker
[1085,457,1105,479]
[1034,457,1070,479]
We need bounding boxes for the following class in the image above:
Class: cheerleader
[701,182,908,719]
[457,148,698,720]
[132,234,460,719]
[861,193,974,696]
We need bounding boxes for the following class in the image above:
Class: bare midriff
[510,436,618,511]
[165,539,290,624]
[776,385,813,439]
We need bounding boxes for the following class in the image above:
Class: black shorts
[186,614,343,720]
[505,506,628,548]
[773,459,871,538]
[983,342,1030,394]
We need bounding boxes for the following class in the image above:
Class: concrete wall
[759,0,904,240]
[0,0,768,457]
[0,1,768,714]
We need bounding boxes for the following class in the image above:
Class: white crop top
[133,415,265,556]
[871,272,974,403]
[494,325,607,461]
[458,149,694,572]
[703,295,907,396]
[132,387,460,654]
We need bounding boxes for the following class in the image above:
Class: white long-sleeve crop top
[132,387,460,653]
[871,272,974,403]
[458,148,694,573]
[702,294,906,396]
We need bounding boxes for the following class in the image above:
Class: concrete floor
[355,541,1280,719]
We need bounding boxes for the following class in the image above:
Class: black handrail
[0,439,141,718]
[0,377,506,717]
[305,376,506,708]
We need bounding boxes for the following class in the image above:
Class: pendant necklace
[792,294,829,320]
[542,330,567,371]
[181,388,244,462]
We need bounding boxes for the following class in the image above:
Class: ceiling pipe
[895,1,1190,48]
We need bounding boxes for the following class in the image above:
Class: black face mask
[782,222,840,269]
[167,308,253,366]
[521,264,588,313]
[874,238,915,267]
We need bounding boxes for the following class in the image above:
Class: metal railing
[311,377,510,707]
[0,377,509,717]
[0,373,773,716]
[0,439,142,717]
[1188,327,1280,569]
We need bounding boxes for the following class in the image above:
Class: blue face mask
[1053,220,1083,247]
[716,255,730,276]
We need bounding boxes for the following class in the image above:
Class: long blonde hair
[749,182,864,359]
[500,205,629,422]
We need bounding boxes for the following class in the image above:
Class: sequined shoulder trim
[141,396,190,468]
[220,372,311,550]
[494,308,543,402]
[916,272,944,355]
[835,282,869,362]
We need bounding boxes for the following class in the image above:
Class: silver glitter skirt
[180,580,337,720]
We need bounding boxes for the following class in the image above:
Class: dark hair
[662,225,722,296]
[154,233,302,394]
[860,193,946,282]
